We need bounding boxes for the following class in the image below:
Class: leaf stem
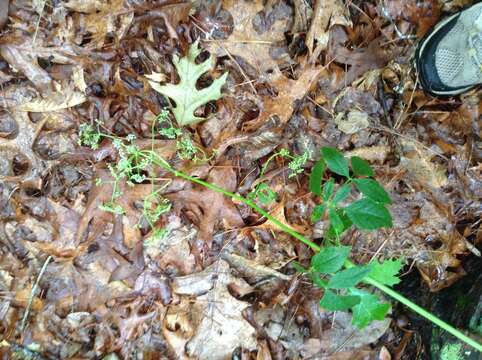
[364,277,482,352]
[151,155,482,352]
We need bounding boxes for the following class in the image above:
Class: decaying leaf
[167,166,245,258]
[144,214,197,275]
[165,260,256,359]
[207,0,292,80]
[306,0,351,54]
[302,311,390,355]
[399,139,448,189]
[0,44,52,93]
[0,110,46,185]
[245,63,326,130]
[16,88,86,112]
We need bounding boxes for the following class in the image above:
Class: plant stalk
[151,157,482,352]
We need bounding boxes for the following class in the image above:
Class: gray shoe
[416,2,482,96]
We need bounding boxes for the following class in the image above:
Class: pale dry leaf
[221,252,291,281]
[163,297,198,353]
[399,139,448,189]
[0,69,13,85]
[72,67,87,93]
[345,145,391,163]
[254,305,305,355]
[292,0,313,34]
[16,89,86,112]
[334,110,370,134]
[321,312,391,352]
[379,346,392,360]
[168,260,256,359]
[144,72,166,83]
[256,339,273,360]
[64,0,105,13]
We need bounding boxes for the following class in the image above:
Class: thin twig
[33,0,48,45]
[20,256,53,332]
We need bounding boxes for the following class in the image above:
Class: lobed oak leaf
[148,40,228,126]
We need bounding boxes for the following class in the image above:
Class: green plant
[78,122,482,352]
[79,120,171,240]
[248,148,309,205]
[298,246,402,327]
[77,42,482,352]
[310,147,392,236]
[156,109,210,162]
[292,147,400,327]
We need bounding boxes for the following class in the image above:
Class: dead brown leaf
[165,260,256,359]
[244,64,326,131]
[306,0,351,54]
[167,166,245,260]
[207,0,292,80]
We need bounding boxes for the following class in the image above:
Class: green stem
[150,156,482,352]
[364,277,482,352]
[172,169,321,251]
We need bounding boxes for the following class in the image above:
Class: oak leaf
[148,41,228,126]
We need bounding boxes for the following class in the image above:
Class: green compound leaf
[249,183,277,205]
[369,259,403,286]
[327,265,372,289]
[148,40,228,126]
[328,207,344,236]
[311,204,326,222]
[322,178,335,201]
[309,160,325,196]
[321,147,349,177]
[353,178,392,204]
[351,156,374,177]
[349,288,391,328]
[311,246,351,274]
[325,210,352,239]
[309,272,328,289]
[319,289,361,311]
[332,183,351,204]
[345,198,393,230]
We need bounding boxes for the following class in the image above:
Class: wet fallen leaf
[306,0,351,54]
[399,139,448,189]
[167,166,245,260]
[0,44,52,93]
[245,64,326,130]
[208,0,292,80]
[0,0,8,30]
[165,260,256,359]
